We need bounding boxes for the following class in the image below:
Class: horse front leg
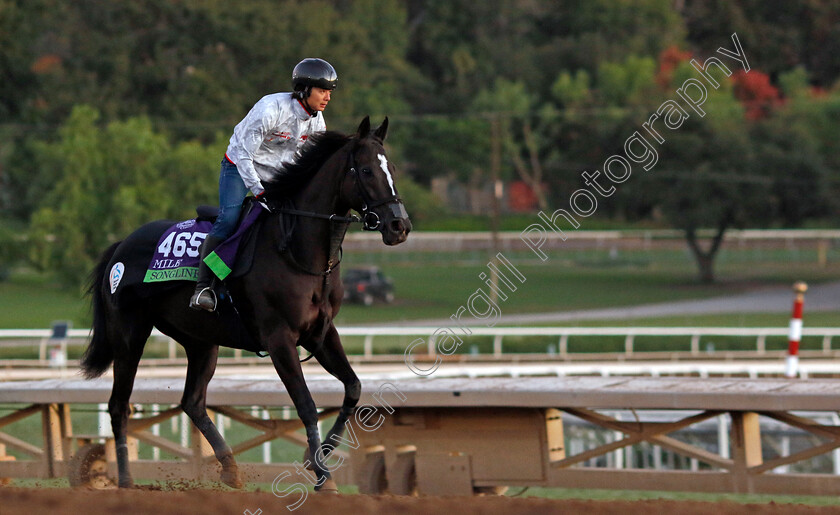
[267,329,337,492]
[310,324,361,456]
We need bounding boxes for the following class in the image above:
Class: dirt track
[2,488,839,515]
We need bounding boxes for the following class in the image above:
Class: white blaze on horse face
[377,154,396,196]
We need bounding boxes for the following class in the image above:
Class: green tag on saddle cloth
[205,251,233,281]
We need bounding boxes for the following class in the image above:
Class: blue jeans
[209,157,250,240]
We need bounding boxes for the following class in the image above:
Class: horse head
[342,116,412,246]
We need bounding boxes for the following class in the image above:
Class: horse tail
[80,241,121,379]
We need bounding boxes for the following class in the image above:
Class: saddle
[194,198,266,281]
[141,198,265,285]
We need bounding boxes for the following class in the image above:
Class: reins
[273,212,350,278]
[276,208,361,225]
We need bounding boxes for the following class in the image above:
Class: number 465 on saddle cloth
[143,207,262,284]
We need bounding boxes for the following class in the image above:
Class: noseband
[348,163,406,231]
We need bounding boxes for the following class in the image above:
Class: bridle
[270,142,407,232]
[257,141,406,278]
[347,153,406,231]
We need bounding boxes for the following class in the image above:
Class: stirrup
[189,287,217,312]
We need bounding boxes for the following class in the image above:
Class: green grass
[519,487,840,505]
[0,271,90,329]
[0,241,838,330]
[416,214,674,232]
[333,256,840,326]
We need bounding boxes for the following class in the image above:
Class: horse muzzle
[379,201,411,245]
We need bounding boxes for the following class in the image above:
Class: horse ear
[374,117,389,141]
[357,116,371,138]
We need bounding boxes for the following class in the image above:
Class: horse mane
[262,130,353,200]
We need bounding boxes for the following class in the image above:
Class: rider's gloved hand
[255,191,266,201]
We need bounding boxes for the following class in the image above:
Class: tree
[731,70,781,120]
[28,106,223,286]
[404,0,685,113]
[652,125,757,284]
[680,0,840,87]
[2,0,838,289]
[647,62,832,283]
[401,116,491,185]
[473,78,550,209]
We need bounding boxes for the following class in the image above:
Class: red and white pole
[785,281,808,378]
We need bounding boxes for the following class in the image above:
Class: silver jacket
[225,92,326,195]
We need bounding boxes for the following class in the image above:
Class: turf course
[1,248,838,329]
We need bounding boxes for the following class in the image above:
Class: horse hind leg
[180,342,242,489]
[107,317,152,488]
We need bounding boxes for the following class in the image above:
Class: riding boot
[189,235,225,312]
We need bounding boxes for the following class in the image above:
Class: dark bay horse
[80,117,410,491]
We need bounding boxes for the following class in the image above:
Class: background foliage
[0,0,838,285]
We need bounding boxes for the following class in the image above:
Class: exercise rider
[190,58,337,311]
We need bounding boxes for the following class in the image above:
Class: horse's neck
[285,152,349,268]
[294,156,345,216]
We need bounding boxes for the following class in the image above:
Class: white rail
[338,326,840,357]
[1,326,839,360]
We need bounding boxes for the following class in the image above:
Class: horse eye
[361,167,373,175]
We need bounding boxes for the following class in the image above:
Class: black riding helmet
[292,58,338,98]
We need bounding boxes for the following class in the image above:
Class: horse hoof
[218,454,243,489]
[316,478,338,494]
[221,468,243,489]
[118,480,134,489]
